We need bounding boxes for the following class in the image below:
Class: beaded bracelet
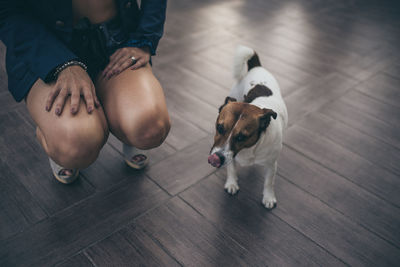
[52,60,88,80]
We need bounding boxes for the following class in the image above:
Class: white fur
[233,45,256,81]
[219,45,288,209]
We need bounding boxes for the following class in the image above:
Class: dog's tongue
[208,153,221,168]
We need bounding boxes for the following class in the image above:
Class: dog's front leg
[262,161,277,209]
[225,160,239,195]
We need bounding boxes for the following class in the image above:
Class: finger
[45,87,60,111]
[91,84,101,108]
[70,89,80,114]
[54,88,68,116]
[110,58,132,77]
[102,53,120,77]
[109,48,123,61]
[106,55,131,79]
[82,87,95,114]
[103,57,122,79]
[103,50,128,77]
[130,58,147,70]
[94,94,101,108]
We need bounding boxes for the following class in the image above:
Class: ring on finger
[131,56,137,65]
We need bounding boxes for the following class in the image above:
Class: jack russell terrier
[208,45,288,209]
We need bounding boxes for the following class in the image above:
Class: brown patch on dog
[244,84,273,103]
[218,96,237,113]
[247,52,261,71]
[211,102,277,156]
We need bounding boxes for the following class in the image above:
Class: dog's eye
[217,124,225,135]
[235,133,247,142]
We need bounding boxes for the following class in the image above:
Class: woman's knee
[46,116,109,169]
[120,108,171,150]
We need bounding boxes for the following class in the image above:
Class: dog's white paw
[224,182,239,195]
[262,195,277,209]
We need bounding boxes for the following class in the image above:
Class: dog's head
[208,97,277,168]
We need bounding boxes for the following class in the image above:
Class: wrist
[46,59,88,82]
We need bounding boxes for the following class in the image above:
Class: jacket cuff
[38,53,77,83]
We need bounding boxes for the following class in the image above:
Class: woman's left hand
[102,46,150,80]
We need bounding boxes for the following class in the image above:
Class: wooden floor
[1,0,400,266]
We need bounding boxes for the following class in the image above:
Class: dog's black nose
[215,152,225,166]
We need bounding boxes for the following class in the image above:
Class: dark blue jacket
[0,0,167,102]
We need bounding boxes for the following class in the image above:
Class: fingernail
[71,107,76,113]
[88,107,93,113]
[45,106,49,111]
[55,108,60,115]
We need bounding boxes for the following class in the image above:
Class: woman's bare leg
[25,78,109,169]
[95,63,170,150]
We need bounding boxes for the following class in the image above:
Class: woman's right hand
[45,65,100,116]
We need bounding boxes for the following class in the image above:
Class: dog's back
[229,45,288,131]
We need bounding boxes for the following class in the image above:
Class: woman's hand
[102,46,150,80]
[45,65,100,116]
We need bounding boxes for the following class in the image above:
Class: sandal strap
[49,158,77,178]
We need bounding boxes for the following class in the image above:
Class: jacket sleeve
[124,0,167,55]
[0,1,77,98]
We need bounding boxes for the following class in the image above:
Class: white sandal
[49,158,80,184]
[122,143,148,170]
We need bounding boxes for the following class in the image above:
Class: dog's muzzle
[208,152,225,168]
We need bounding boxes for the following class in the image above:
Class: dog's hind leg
[262,161,277,209]
[225,160,239,195]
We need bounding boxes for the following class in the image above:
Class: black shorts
[68,15,129,79]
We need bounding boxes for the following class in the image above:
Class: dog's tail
[233,45,261,81]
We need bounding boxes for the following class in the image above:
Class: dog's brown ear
[218,96,237,113]
[259,108,277,131]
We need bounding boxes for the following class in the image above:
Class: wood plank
[197,42,316,97]
[248,28,347,77]
[86,226,179,266]
[339,46,397,81]
[146,136,215,195]
[56,253,93,267]
[338,89,400,128]
[154,75,217,133]
[0,176,170,266]
[320,96,400,150]
[181,174,345,266]
[298,112,400,175]
[214,167,400,266]
[164,111,209,151]
[135,197,254,266]
[0,41,8,93]
[285,73,357,125]
[0,159,47,240]
[298,13,380,56]
[0,111,95,215]
[158,64,228,109]
[80,143,146,191]
[284,125,400,207]
[177,52,233,90]
[278,145,400,247]
[265,24,362,63]
[154,27,239,66]
[355,73,400,108]
[383,63,400,80]
[0,91,21,115]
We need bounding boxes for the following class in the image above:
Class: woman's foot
[48,158,80,184]
[122,143,148,170]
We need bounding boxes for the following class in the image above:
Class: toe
[225,183,239,195]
